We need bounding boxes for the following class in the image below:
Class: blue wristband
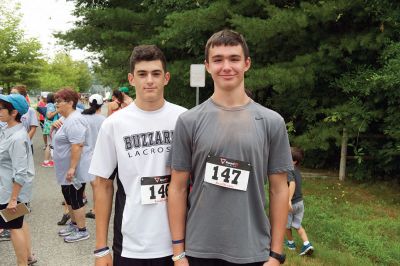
[172,239,185,244]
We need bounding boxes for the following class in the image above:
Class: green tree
[38,53,92,92]
[0,2,43,92]
[59,0,400,181]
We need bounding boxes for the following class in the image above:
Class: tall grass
[267,177,400,265]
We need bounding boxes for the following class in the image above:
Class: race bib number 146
[140,175,170,205]
[204,155,251,191]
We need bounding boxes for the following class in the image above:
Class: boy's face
[128,60,170,104]
[205,44,251,91]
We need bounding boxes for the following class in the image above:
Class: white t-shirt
[89,101,187,259]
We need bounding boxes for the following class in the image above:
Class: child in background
[286,147,315,256]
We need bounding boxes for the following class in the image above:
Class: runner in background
[37,92,48,149]
[81,94,106,220]
[107,87,133,116]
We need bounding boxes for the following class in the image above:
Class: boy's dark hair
[0,99,22,122]
[291,147,304,165]
[205,29,250,62]
[129,45,167,73]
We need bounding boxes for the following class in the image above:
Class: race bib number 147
[140,175,170,205]
[204,155,252,191]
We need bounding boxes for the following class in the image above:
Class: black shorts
[113,253,173,266]
[187,257,264,266]
[0,203,25,229]
[61,183,86,210]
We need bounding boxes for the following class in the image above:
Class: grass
[268,175,400,266]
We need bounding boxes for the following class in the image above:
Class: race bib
[204,155,251,191]
[140,175,170,205]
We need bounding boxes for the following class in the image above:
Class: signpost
[190,64,205,106]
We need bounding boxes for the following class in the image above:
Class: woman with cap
[0,93,36,265]
[52,88,91,243]
[81,94,106,219]
[107,87,133,116]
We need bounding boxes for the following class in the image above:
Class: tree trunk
[339,128,348,181]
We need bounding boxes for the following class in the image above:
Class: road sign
[190,64,205,87]
[190,64,205,105]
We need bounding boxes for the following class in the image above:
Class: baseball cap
[0,94,29,115]
[89,94,104,105]
[41,91,49,98]
[119,87,129,93]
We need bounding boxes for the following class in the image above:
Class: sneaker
[85,211,95,219]
[64,229,90,243]
[41,161,53,168]
[58,222,76,236]
[299,242,314,256]
[285,240,296,250]
[28,254,37,265]
[48,160,54,167]
[0,229,11,241]
[57,213,70,226]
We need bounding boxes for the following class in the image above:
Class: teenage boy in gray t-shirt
[168,29,293,266]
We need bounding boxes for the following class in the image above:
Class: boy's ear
[128,72,135,86]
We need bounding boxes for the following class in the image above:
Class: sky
[17,0,93,62]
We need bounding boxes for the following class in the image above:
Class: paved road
[1,105,112,266]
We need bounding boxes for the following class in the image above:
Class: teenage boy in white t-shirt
[89,45,187,266]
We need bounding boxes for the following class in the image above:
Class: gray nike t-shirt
[171,98,293,263]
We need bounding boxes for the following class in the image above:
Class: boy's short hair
[291,147,304,164]
[205,29,250,62]
[129,45,167,73]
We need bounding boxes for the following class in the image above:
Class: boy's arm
[94,176,114,266]
[168,169,190,266]
[264,172,289,266]
[288,181,295,212]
